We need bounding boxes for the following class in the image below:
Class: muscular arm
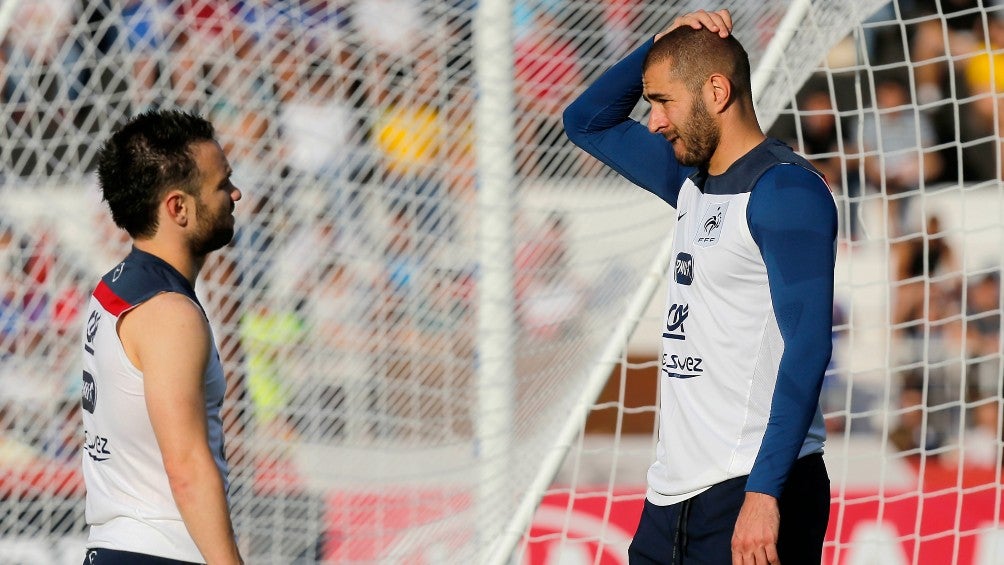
[121,293,243,565]
[747,165,836,497]
[562,39,691,206]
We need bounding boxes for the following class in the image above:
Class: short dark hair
[96,109,216,238]
[644,26,752,103]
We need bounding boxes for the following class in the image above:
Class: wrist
[744,491,779,505]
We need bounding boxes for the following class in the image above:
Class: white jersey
[647,143,829,505]
[562,37,836,509]
[80,247,229,562]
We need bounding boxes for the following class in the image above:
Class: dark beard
[676,96,721,168]
[191,224,234,256]
[189,201,235,256]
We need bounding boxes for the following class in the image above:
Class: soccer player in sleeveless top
[564,10,835,565]
[81,110,244,565]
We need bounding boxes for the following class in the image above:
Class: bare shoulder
[123,291,207,329]
[120,292,210,368]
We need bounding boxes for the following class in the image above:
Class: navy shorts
[628,452,830,564]
[83,548,202,565]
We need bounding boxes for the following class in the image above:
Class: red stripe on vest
[93,280,132,317]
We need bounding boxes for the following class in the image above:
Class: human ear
[164,190,190,227]
[706,73,732,112]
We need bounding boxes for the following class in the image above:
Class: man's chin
[676,152,700,168]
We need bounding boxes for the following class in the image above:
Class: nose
[231,186,243,202]
[648,106,668,134]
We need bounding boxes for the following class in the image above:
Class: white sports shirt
[563,38,837,507]
[80,247,229,562]
[647,152,829,506]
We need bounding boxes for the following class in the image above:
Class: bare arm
[122,293,243,565]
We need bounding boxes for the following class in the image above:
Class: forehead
[642,59,687,96]
[190,140,229,180]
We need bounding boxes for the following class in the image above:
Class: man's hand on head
[656,9,733,42]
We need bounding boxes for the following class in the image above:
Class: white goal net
[0,1,1000,564]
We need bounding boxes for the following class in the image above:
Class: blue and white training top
[80,247,229,562]
[563,38,836,505]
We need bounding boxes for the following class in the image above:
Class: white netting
[1,1,1000,564]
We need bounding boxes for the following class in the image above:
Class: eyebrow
[218,168,233,187]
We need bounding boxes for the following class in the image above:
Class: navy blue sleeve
[745,164,837,498]
[562,39,692,207]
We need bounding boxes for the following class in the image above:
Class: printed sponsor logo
[696,201,729,247]
[674,253,693,285]
[84,430,111,462]
[661,353,704,378]
[662,303,689,340]
[81,371,96,413]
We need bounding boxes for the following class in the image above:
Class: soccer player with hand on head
[564,9,835,565]
[81,110,244,565]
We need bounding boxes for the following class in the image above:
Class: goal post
[472,0,518,561]
[0,1,1002,564]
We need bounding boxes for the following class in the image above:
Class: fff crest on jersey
[695,201,729,247]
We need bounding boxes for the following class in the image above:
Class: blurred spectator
[121,0,172,111]
[965,270,1001,398]
[239,297,304,438]
[889,371,944,458]
[792,88,863,239]
[795,89,844,183]
[381,207,424,320]
[299,258,380,440]
[52,271,87,337]
[2,0,77,177]
[276,55,372,193]
[0,269,20,358]
[964,9,1004,179]
[17,227,59,356]
[166,26,207,107]
[0,219,18,275]
[206,33,276,172]
[513,0,583,178]
[854,78,944,236]
[891,214,961,343]
[273,210,342,301]
[349,0,426,58]
[909,1,981,105]
[943,397,1002,470]
[373,55,452,238]
[515,211,582,339]
[168,1,245,107]
[40,397,81,463]
[233,190,282,294]
[602,0,641,57]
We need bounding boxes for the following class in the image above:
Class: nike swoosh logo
[677,212,687,221]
